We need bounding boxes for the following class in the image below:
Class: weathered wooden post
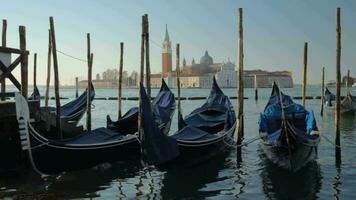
[320,67,325,116]
[33,53,37,90]
[254,74,258,101]
[86,33,92,132]
[75,77,79,98]
[302,42,308,107]
[176,44,181,118]
[49,17,62,138]
[346,69,350,91]
[335,7,341,164]
[138,15,145,140]
[19,26,28,99]
[118,42,124,118]
[1,19,7,98]
[144,14,151,100]
[45,29,51,107]
[237,8,244,152]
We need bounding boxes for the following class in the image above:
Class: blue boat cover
[171,126,217,141]
[258,83,318,146]
[107,79,176,135]
[182,78,236,133]
[43,83,95,117]
[62,127,123,145]
[140,83,179,165]
[324,87,335,107]
[60,83,95,117]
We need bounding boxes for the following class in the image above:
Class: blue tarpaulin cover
[107,79,176,136]
[140,83,179,165]
[258,83,318,146]
[42,84,95,117]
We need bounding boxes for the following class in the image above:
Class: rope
[222,135,262,148]
[320,134,341,148]
[56,50,88,63]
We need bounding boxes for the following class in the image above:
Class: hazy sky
[1,0,356,85]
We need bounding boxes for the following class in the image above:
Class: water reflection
[259,150,322,200]
[160,151,230,199]
[332,165,341,200]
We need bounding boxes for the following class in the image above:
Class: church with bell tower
[162,25,172,77]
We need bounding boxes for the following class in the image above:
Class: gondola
[107,79,176,135]
[341,91,356,115]
[324,87,335,107]
[28,86,40,101]
[40,84,95,126]
[14,79,177,175]
[140,78,236,168]
[258,83,320,171]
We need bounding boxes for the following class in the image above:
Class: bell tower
[162,24,172,77]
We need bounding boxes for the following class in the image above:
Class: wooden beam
[49,16,62,138]
[176,43,181,121]
[118,42,124,118]
[33,53,37,89]
[75,77,78,98]
[19,26,28,99]
[335,7,341,164]
[302,42,308,107]
[0,47,29,55]
[0,55,22,80]
[254,75,258,101]
[2,19,6,47]
[86,33,92,132]
[45,29,52,107]
[0,62,21,90]
[237,8,244,147]
[320,67,325,116]
[138,15,145,141]
[144,14,151,100]
[1,19,7,99]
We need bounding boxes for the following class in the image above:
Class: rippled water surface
[1,86,355,199]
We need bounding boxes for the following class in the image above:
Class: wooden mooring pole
[49,17,62,138]
[45,29,51,107]
[346,69,350,91]
[320,67,325,116]
[254,75,258,101]
[302,42,308,107]
[144,14,151,100]
[176,43,181,117]
[335,7,341,164]
[118,42,124,119]
[19,26,28,99]
[86,33,92,132]
[75,77,78,98]
[237,8,244,156]
[1,19,7,99]
[138,15,145,140]
[33,53,37,89]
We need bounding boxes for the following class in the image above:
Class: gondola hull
[159,124,236,169]
[260,139,318,172]
[26,126,141,175]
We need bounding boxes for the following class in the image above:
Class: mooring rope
[222,135,262,148]
[320,133,341,148]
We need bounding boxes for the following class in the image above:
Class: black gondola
[258,83,320,171]
[140,78,236,168]
[324,87,335,107]
[341,91,356,115]
[14,80,176,175]
[107,79,175,135]
[28,86,40,101]
[40,84,95,126]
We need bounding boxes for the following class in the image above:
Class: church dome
[200,50,213,65]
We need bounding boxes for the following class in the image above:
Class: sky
[1,0,356,85]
